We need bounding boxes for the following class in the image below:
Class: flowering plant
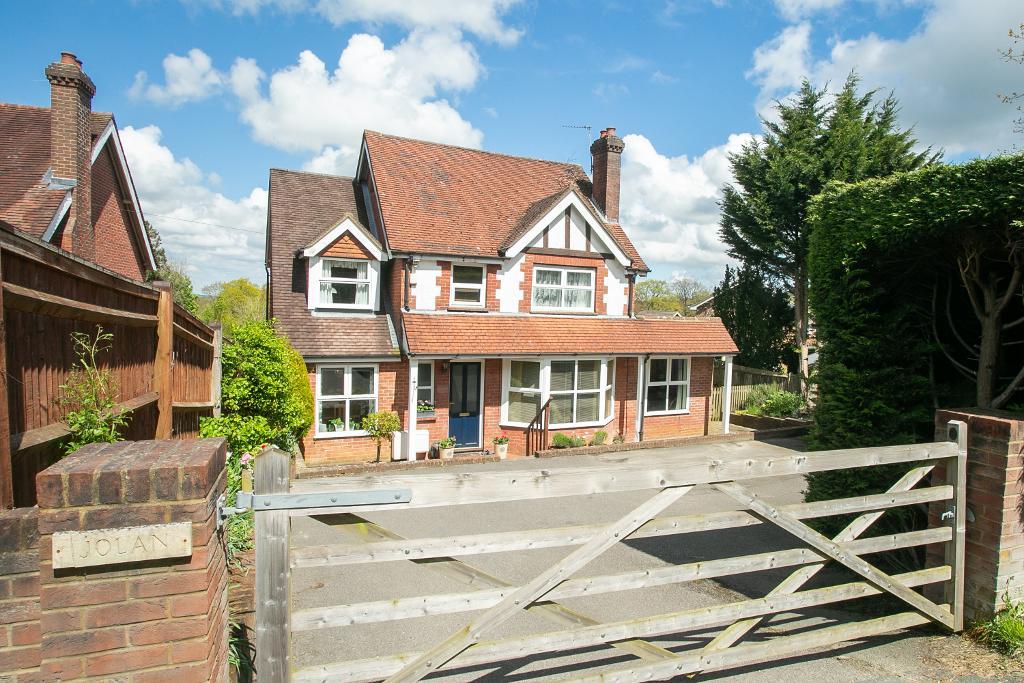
[492,433,510,445]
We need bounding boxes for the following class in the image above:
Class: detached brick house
[0,52,156,280]
[268,128,738,463]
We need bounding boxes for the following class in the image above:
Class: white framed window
[308,256,379,311]
[531,267,595,312]
[450,264,486,307]
[416,362,435,415]
[502,358,615,427]
[315,364,378,437]
[645,357,690,415]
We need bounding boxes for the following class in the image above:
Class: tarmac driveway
[288,438,1022,682]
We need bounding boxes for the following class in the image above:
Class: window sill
[446,306,488,313]
[415,412,437,422]
[314,430,369,439]
[498,415,614,430]
[644,410,691,417]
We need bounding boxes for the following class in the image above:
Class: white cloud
[651,70,679,84]
[129,48,225,107]
[194,0,523,44]
[593,83,631,100]
[620,132,757,285]
[773,0,846,21]
[748,21,811,114]
[229,30,485,174]
[751,0,1023,155]
[120,125,266,288]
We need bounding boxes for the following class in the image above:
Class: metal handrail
[525,398,552,457]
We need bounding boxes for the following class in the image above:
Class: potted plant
[328,417,345,433]
[417,400,435,417]
[492,433,510,459]
[436,436,456,460]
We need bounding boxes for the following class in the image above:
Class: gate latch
[940,506,955,522]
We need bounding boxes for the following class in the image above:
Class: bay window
[451,265,486,307]
[645,357,690,415]
[502,358,615,427]
[532,267,594,312]
[316,364,377,436]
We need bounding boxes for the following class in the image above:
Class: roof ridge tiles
[269,167,356,182]
[364,130,587,173]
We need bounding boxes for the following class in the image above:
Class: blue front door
[448,362,481,448]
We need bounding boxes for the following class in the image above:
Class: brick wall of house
[519,253,610,315]
[387,257,406,312]
[0,507,41,681]
[431,262,502,312]
[641,356,713,440]
[89,146,146,281]
[436,261,452,309]
[928,409,1024,621]
[301,361,406,464]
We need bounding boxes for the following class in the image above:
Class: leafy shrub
[591,430,608,446]
[745,385,803,418]
[58,327,131,455]
[215,320,313,441]
[199,414,279,455]
[612,433,625,444]
[550,433,586,449]
[362,411,401,463]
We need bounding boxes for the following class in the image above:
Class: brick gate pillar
[34,438,229,681]
[932,409,1024,622]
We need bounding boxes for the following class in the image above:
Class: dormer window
[320,258,371,308]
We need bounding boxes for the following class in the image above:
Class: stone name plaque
[52,522,193,569]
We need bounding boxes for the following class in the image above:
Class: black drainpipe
[627,273,636,318]
[637,353,650,442]
[403,259,412,311]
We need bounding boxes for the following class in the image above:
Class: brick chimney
[590,127,625,223]
[45,52,96,259]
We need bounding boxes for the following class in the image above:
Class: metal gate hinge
[217,488,411,528]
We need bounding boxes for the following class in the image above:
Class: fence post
[255,446,291,682]
[0,248,11,510]
[722,355,734,435]
[153,281,173,439]
[945,419,968,631]
[211,323,223,418]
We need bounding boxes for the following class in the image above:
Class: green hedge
[809,154,1024,449]
[806,155,1024,538]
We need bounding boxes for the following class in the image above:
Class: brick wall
[0,508,41,681]
[90,146,146,281]
[929,409,1024,621]
[1,438,231,682]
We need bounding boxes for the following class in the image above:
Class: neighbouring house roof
[0,104,154,271]
[267,168,398,358]
[402,314,739,356]
[362,131,649,271]
[637,310,683,319]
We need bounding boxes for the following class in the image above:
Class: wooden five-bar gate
[249,421,968,682]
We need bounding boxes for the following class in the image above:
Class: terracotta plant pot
[495,443,509,459]
[440,447,455,460]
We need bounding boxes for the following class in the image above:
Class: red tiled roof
[403,313,738,356]
[267,168,399,358]
[0,105,117,238]
[363,131,649,271]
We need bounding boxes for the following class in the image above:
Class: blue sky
[1,1,1020,288]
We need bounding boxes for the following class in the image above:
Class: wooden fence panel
[710,363,801,421]
[0,225,219,508]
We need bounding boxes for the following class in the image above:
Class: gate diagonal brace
[714,480,955,631]
[217,488,412,529]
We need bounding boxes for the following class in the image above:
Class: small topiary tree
[58,327,131,455]
[362,411,401,463]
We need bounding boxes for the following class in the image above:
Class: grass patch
[971,597,1024,657]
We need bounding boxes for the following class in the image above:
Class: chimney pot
[60,51,81,68]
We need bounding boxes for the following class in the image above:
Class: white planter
[495,443,509,459]
[440,447,455,460]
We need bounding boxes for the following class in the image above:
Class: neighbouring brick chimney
[590,127,625,223]
[45,51,96,259]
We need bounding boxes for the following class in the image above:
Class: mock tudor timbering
[267,128,738,465]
